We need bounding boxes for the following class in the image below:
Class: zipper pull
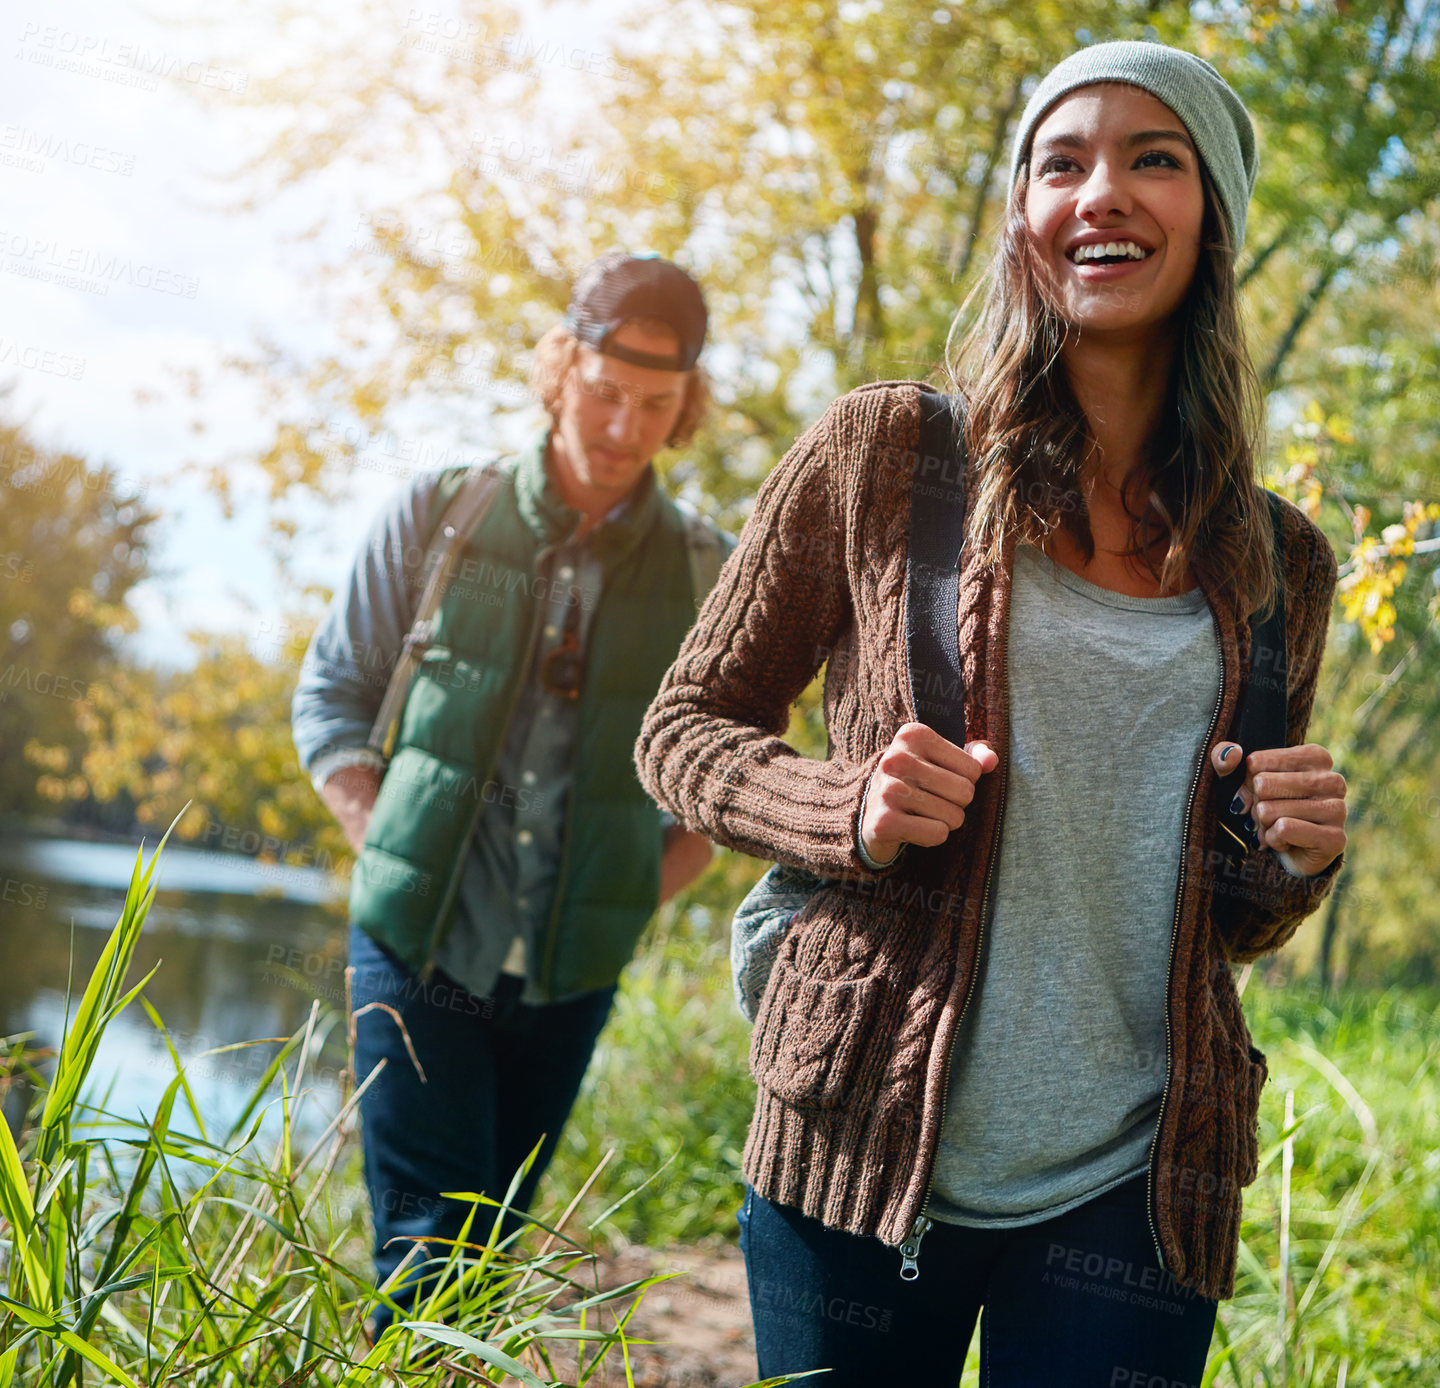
[898,1215,932,1282]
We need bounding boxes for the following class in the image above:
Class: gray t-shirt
[928,542,1219,1227]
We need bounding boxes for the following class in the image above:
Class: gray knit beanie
[1008,40,1258,250]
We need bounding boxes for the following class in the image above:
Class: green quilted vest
[349,434,701,1000]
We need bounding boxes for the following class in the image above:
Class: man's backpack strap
[906,389,969,748]
[368,462,507,758]
[1215,490,1289,856]
[677,501,728,612]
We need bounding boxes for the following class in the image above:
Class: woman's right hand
[860,724,1000,866]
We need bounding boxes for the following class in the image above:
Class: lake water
[0,834,351,1143]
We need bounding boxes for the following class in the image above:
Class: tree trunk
[851,204,883,347]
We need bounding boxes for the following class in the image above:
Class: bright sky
[2,0,621,667]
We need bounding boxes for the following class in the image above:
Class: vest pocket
[402,648,502,764]
[748,951,884,1112]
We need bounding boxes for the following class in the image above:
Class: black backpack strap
[1216,490,1289,856]
[906,390,969,746]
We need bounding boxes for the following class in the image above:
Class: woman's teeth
[1070,241,1150,263]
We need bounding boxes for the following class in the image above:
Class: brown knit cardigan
[635,380,1340,1299]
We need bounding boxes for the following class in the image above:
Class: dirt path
[548,1243,757,1387]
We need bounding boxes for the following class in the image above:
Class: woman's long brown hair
[944,166,1276,618]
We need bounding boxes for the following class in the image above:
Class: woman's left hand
[1209,741,1347,877]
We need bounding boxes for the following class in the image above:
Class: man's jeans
[349,926,615,1332]
[738,1173,1218,1386]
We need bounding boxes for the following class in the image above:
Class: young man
[291,252,729,1335]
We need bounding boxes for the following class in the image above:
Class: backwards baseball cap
[563,251,708,371]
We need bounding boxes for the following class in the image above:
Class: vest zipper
[419,544,555,977]
[1143,606,1227,1273]
[898,566,1013,1282]
[535,519,677,996]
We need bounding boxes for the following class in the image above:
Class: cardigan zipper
[1143,607,1227,1272]
[898,568,1013,1282]
[897,759,1008,1281]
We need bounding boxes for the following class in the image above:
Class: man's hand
[1210,741,1347,877]
[321,764,383,855]
[659,826,712,904]
[860,723,1000,867]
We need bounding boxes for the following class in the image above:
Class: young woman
[636,40,1347,1386]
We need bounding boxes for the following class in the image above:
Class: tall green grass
[1211,983,1440,1387]
[7,832,1431,1384]
[0,835,751,1387]
[544,903,754,1250]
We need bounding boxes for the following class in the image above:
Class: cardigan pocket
[1176,1013,1269,1208]
[1238,1044,1268,1186]
[748,950,884,1112]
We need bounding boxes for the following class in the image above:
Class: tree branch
[1261,255,1347,389]
[951,73,1025,287]
[1237,226,1293,290]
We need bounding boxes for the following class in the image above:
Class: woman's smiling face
[1023,83,1207,342]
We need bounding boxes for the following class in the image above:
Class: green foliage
[0,410,153,822]
[546,888,758,1248]
[1215,983,1440,1385]
[27,625,347,868]
[47,0,1432,972]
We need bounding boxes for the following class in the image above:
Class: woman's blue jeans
[349,926,615,1333]
[738,1174,1218,1386]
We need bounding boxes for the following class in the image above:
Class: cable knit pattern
[634,380,1340,1300]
